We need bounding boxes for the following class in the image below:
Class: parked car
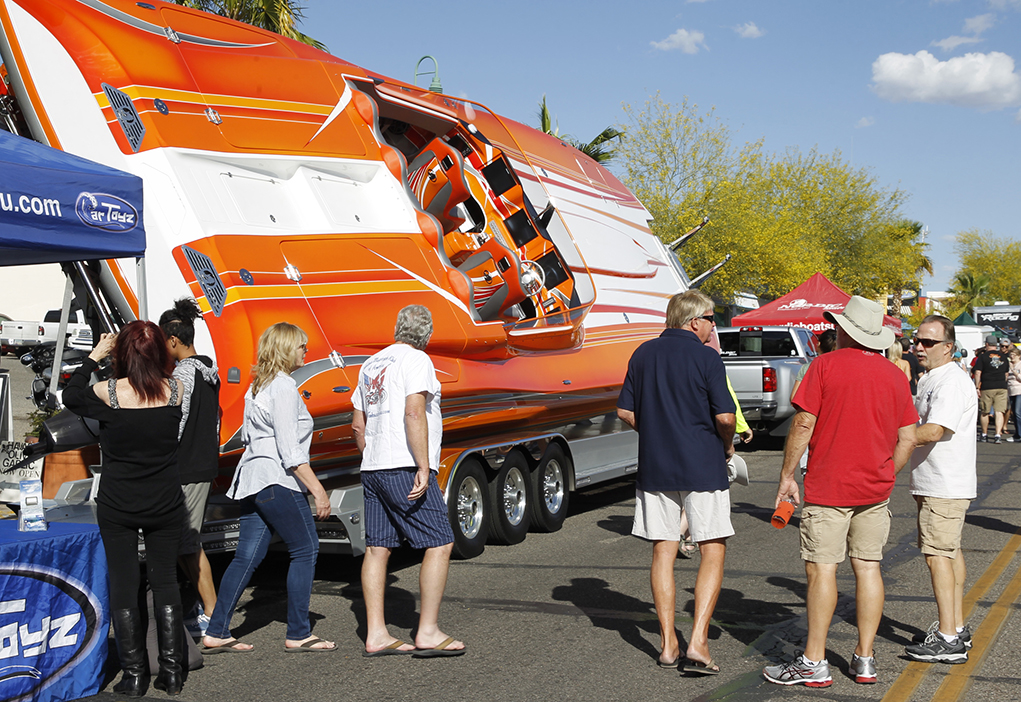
[1,309,91,356]
[718,325,820,436]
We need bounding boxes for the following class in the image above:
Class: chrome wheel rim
[503,467,527,526]
[542,459,565,514]
[457,475,483,539]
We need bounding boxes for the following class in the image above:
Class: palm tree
[172,0,325,50]
[536,95,623,164]
[950,271,991,313]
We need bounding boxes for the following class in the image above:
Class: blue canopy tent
[0,130,145,265]
[0,130,146,440]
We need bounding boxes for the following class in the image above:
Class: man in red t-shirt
[764,297,917,688]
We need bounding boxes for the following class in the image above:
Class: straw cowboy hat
[823,295,895,351]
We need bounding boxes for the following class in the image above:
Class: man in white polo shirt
[904,315,978,664]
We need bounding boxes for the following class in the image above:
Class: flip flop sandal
[682,658,720,676]
[201,638,252,655]
[363,640,415,657]
[412,636,466,658]
[285,637,337,653]
[657,656,681,669]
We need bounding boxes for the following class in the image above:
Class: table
[0,521,107,702]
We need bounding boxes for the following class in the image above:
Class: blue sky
[302,0,1021,298]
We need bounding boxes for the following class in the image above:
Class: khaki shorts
[632,489,734,543]
[980,388,1008,414]
[180,481,210,556]
[916,495,969,557]
[800,500,891,563]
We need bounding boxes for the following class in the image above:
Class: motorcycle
[19,342,92,411]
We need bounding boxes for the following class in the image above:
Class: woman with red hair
[64,320,188,697]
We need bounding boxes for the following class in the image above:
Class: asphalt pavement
[4,357,1020,701]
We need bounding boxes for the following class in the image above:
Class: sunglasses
[298,343,307,351]
[699,314,716,324]
[912,337,948,348]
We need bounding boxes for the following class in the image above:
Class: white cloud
[651,28,708,54]
[734,22,764,38]
[988,0,1021,9]
[932,35,983,51]
[932,13,995,51]
[964,13,996,33]
[856,117,876,128]
[871,50,1021,109]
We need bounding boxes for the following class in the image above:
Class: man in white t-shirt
[352,305,465,659]
[904,315,978,665]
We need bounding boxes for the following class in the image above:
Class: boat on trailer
[0,0,697,557]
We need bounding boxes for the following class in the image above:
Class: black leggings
[98,503,185,611]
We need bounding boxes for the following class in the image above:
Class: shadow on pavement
[551,577,661,661]
[966,513,1019,536]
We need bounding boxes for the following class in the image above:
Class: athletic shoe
[912,621,972,649]
[1007,436,1018,442]
[763,655,833,687]
[185,613,210,638]
[850,653,877,684]
[905,631,968,664]
[994,435,1003,444]
[978,434,988,442]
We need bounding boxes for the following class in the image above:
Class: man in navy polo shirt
[617,289,736,675]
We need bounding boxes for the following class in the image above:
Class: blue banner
[0,522,108,702]
[0,131,145,266]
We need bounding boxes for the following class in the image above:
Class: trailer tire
[447,458,488,559]
[486,451,530,545]
[529,443,570,532]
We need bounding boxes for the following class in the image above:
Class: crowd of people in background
[58,292,1014,694]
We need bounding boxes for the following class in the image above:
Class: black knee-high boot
[111,608,149,697]
[152,604,184,695]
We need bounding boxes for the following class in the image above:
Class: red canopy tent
[731,272,902,336]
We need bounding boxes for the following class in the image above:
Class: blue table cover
[0,521,107,702]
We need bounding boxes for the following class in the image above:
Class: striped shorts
[362,468,454,549]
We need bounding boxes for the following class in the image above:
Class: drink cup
[771,500,795,529]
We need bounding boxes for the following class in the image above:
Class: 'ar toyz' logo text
[75,192,137,232]
[0,564,103,700]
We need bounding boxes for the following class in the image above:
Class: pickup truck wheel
[486,451,530,545]
[447,458,488,559]
[529,444,571,532]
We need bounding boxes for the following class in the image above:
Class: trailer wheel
[529,443,570,532]
[487,451,530,545]
[448,458,488,559]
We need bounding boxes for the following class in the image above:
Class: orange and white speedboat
[0,0,696,557]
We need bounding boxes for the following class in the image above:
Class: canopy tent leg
[47,276,74,401]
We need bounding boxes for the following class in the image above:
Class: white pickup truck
[718,325,819,436]
[1,309,91,356]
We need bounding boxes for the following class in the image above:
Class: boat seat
[408,137,471,235]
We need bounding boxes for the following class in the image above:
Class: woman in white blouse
[201,323,336,653]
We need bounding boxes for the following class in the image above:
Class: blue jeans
[206,485,319,640]
[1013,394,1021,439]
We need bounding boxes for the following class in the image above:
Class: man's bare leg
[980,412,989,436]
[362,545,413,653]
[686,538,726,667]
[651,539,681,665]
[849,558,884,657]
[804,561,838,662]
[995,411,1006,437]
[414,542,463,651]
[925,553,958,635]
[953,549,966,629]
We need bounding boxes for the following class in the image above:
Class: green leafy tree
[952,230,1021,306]
[536,95,623,164]
[172,0,325,50]
[616,93,923,302]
